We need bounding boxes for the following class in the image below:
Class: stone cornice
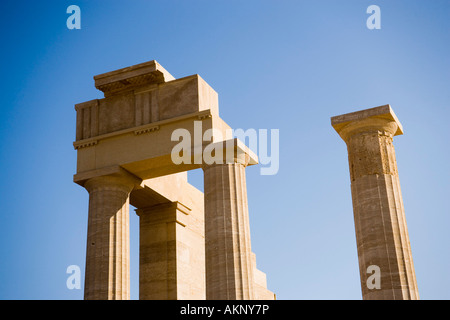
[73,109,212,150]
[94,60,175,97]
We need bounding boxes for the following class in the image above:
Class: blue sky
[0,0,449,300]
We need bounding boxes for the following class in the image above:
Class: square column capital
[331,104,403,142]
[197,138,259,167]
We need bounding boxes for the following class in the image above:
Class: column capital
[84,167,141,194]
[199,138,259,168]
[331,104,403,143]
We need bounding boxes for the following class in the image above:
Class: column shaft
[348,130,419,300]
[84,175,135,300]
[203,163,255,300]
[332,105,419,300]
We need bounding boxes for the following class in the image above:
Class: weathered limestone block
[332,105,419,300]
[251,253,276,300]
[75,60,218,143]
[137,200,205,300]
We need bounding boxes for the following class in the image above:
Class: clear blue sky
[0,0,449,300]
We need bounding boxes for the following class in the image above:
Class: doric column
[83,172,137,300]
[202,140,257,300]
[331,105,419,300]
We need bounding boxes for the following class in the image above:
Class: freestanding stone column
[331,105,419,300]
[202,141,256,300]
[83,172,137,300]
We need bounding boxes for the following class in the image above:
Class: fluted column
[203,141,255,300]
[83,173,137,300]
[332,105,419,300]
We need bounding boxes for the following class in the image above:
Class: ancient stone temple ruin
[73,60,419,300]
[73,60,275,300]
